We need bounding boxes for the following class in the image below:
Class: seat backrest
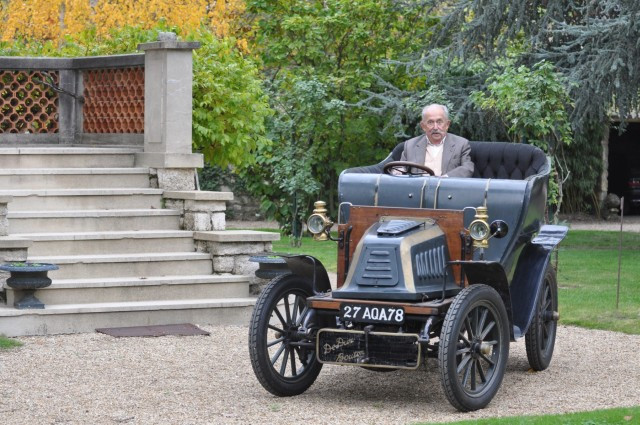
[470,141,548,180]
[344,140,548,180]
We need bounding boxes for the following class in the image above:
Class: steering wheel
[383,161,435,176]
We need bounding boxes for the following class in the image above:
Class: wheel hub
[470,340,492,357]
[543,311,560,322]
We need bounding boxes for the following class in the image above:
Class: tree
[471,61,573,219]
[242,0,434,238]
[190,28,272,168]
[0,0,247,44]
[371,0,640,213]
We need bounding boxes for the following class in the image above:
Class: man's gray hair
[421,104,449,121]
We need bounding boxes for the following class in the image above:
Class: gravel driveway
[1,325,639,424]
[2,217,638,424]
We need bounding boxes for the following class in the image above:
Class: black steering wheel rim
[383,161,435,176]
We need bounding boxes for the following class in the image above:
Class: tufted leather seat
[344,140,548,180]
[470,141,548,180]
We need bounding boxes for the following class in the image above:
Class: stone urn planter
[0,262,58,309]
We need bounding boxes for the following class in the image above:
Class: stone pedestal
[193,230,281,293]
[136,33,203,190]
[164,191,233,231]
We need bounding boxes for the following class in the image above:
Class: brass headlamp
[307,201,333,241]
[468,206,490,249]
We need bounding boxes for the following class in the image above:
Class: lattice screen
[83,67,144,133]
[0,70,59,133]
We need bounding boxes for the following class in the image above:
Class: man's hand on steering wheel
[383,161,435,176]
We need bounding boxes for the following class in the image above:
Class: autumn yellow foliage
[0,0,246,43]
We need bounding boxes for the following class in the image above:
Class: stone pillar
[193,230,281,294]
[163,190,233,231]
[136,33,203,190]
[58,69,79,145]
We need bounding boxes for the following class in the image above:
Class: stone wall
[193,230,279,294]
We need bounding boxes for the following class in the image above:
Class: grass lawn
[269,230,339,273]
[424,406,639,425]
[558,230,640,335]
[0,335,22,349]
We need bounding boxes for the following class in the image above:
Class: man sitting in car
[400,104,474,177]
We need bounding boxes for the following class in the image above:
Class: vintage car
[248,141,568,411]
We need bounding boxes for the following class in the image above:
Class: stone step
[0,147,138,168]
[7,209,181,233]
[0,168,151,189]
[28,252,214,279]
[0,297,257,336]
[21,230,195,255]
[4,275,250,305]
[0,188,163,211]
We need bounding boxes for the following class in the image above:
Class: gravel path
[1,217,638,424]
[1,325,639,424]
[563,214,640,232]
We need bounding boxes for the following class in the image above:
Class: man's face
[420,106,450,144]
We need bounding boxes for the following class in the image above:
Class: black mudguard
[509,225,568,338]
[453,261,516,340]
[275,254,332,294]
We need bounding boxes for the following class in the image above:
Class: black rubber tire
[525,264,558,371]
[248,273,322,396]
[438,284,510,412]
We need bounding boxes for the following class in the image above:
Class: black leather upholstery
[470,141,548,180]
[343,140,548,180]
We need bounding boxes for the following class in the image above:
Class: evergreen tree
[372,0,640,212]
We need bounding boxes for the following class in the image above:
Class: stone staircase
[0,147,277,336]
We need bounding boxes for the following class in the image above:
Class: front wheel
[525,264,558,371]
[248,273,322,396]
[438,284,510,412]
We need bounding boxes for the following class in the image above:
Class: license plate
[340,303,405,325]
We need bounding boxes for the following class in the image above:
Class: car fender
[454,260,515,340]
[509,225,568,339]
[276,254,332,294]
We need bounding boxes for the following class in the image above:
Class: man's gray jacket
[400,133,474,177]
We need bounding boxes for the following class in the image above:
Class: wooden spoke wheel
[525,264,558,371]
[438,284,510,411]
[248,274,322,396]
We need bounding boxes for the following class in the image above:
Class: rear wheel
[525,265,558,371]
[248,273,322,396]
[438,284,510,412]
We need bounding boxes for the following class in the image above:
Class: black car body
[248,141,567,411]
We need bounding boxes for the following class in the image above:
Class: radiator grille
[415,245,446,280]
[357,246,398,286]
